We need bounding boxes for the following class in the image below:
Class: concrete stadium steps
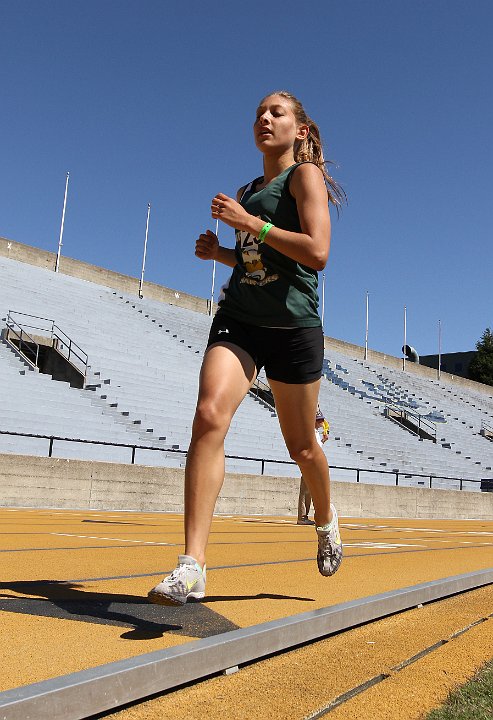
[343,352,493,429]
[320,348,493,480]
[0,344,133,439]
[111,290,211,353]
[318,381,473,479]
[0,257,310,468]
[1,254,492,489]
[355,357,493,469]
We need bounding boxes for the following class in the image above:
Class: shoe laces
[168,564,189,582]
[318,532,334,553]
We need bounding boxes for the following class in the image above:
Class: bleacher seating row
[1,254,492,490]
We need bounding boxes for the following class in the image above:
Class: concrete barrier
[0,236,209,315]
[2,454,493,520]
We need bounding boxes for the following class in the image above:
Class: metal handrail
[5,313,40,368]
[481,420,493,441]
[51,323,88,375]
[6,310,88,377]
[254,377,272,394]
[0,429,489,490]
[384,402,437,441]
[249,377,275,409]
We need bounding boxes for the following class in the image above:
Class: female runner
[149,90,345,606]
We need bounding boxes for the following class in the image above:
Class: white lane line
[342,524,449,533]
[342,523,493,537]
[237,518,294,524]
[414,538,493,545]
[50,533,173,546]
[345,542,425,549]
[50,534,425,550]
[50,535,425,549]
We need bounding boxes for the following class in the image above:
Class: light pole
[364,290,369,361]
[438,319,442,380]
[55,172,70,273]
[139,203,151,298]
[403,305,407,371]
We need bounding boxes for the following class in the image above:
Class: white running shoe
[148,555,206,606]
[316,504,343,577]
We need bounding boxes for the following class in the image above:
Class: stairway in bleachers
[1,254,493,489]
[319,349,493,486]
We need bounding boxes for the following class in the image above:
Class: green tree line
[469,327,493,386]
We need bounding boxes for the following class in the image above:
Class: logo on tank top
[236,227,279,287]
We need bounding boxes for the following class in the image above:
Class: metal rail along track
[1,567,493,720]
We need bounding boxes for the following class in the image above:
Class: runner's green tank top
[217,162,323,328]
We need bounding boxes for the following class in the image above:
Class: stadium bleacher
[1,251,493,490]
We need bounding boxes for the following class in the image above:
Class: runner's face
[254,95,307,154]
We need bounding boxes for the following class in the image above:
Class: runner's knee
[192,399,231,438]
[287,442,319,465]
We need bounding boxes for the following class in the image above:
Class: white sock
[317,508,335,532]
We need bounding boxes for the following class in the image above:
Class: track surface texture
[1,508,493,718]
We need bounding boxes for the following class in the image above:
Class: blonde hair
[261,90,346,210]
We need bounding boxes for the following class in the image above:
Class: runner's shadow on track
[0,580,239,641]
[203,593,314,602]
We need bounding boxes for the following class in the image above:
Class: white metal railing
[384,403,437,442]
[6,310,88,379]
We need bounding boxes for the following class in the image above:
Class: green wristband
[257,222,273,244]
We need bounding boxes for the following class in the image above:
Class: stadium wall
[1,234,491,397]
[2,454,493,521]
[0,235,207,314]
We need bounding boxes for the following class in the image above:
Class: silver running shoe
[316,504,343,576]
[148,555,206,606]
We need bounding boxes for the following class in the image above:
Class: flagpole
[209,219,219,317]
[364,290,369,361]
[438,319,442,381]
[55,172,69,273]
[139,203,151,298]
[403,305,407,371]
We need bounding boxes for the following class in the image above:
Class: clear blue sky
[1,1,492,357]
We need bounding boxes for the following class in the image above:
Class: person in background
[298,407,329,525]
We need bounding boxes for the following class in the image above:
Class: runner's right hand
[195,230,219,261]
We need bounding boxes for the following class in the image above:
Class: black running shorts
[206,314,324,384]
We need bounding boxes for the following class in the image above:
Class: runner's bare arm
[212,165,331,271]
